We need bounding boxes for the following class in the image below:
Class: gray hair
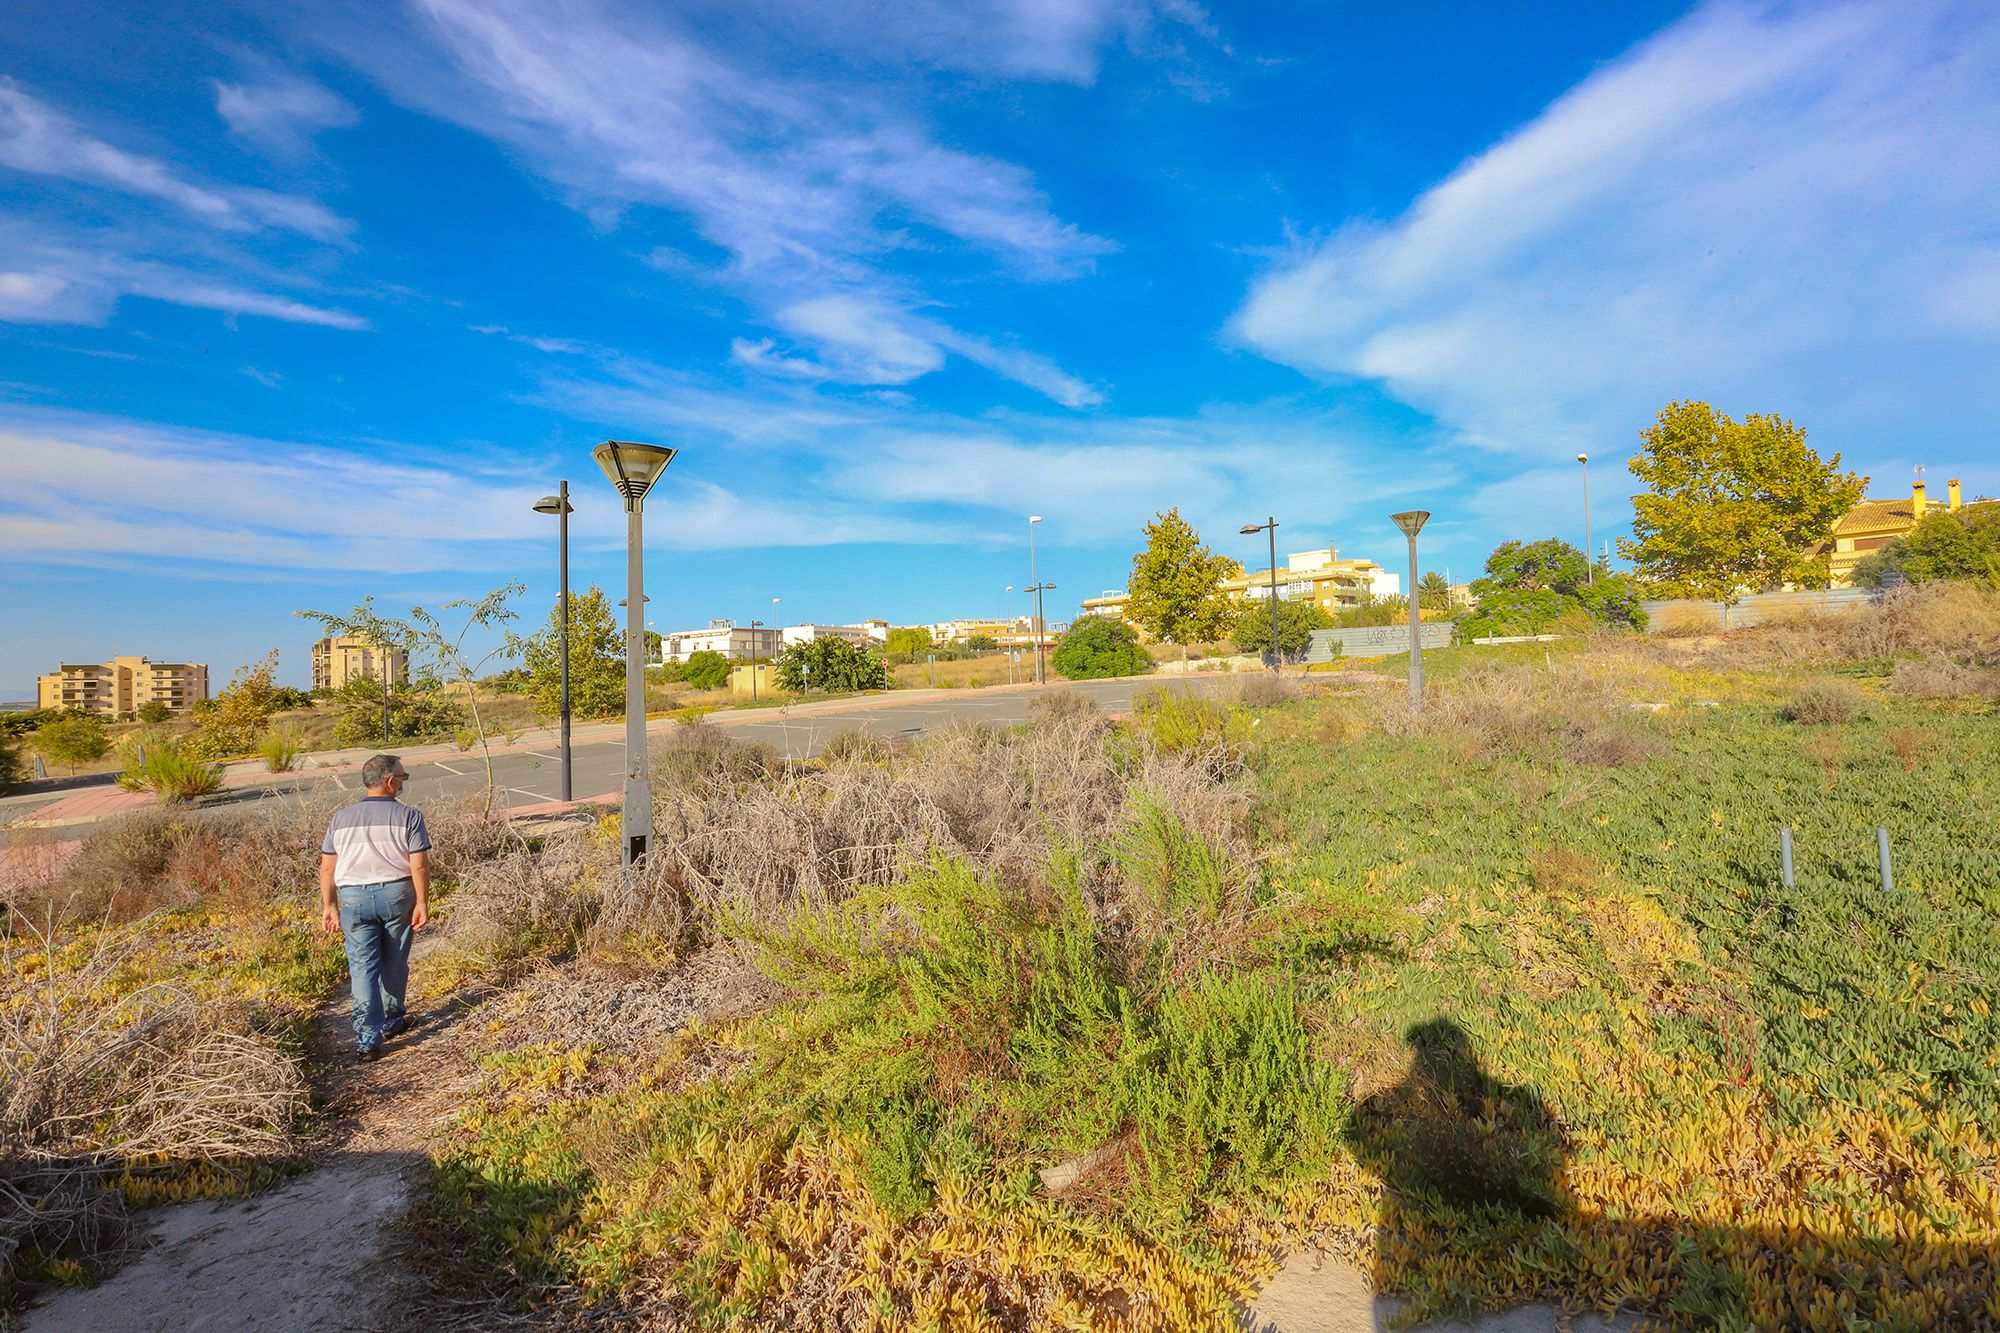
[361,754,403,789]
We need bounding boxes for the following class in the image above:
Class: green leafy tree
[1462,538,1646,639]
[1854,502,2000,588]
[300,583,524,814]
[1231,599,1334,663]
[1621,401,1867,600]
[684,649,731,691]
[36,713,110,774]
[884,626,934,658]
[521,586,624,718]
[1124,509,1241,659]
[1418,571,1453,611]
[0,731,22,791]
[773,637,889,693]
[189,651,282,758]
[1051,616,1151,680]
[963,634,998,652]
[326,678,466,748]
[135,700,172,724]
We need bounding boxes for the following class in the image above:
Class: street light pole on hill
[1028,516,1045,683]
[594,440,675,868]
[1240,517,1280,671]
[1578,453,1593,584]
[532,482,574,802]
[1390,510,1431,710]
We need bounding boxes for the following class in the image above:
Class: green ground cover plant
[430,589,2000,1331]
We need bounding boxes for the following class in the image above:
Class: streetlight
[531,483,574,802]
[1390,510,1431,710]
[1577,453,1592,584]
[1026,582,1057,681]
[593,439,676,868]
[1027,517,1046,683]
[749,618,765,700]
[1240,517,1281,672]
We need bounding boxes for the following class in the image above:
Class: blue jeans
[337,879,414,1051]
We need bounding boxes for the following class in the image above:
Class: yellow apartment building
[1824,477,1964,588]
[312,634,410,691]
[1081,546,1398,629]
[37,656,209,715]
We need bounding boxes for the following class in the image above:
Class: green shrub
[136,700,172,724]
[773,637,889,693]
[257,728,301,773]
[683,650,731,692]
[1784,678,1863,724]
[1051,616,1150,680]
[0,732,22,792]
[34,714,109,774]
[127,738,224,804]
[329,689,465,746]
[1132,688,1237,753]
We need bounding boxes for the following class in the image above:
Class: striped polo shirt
[322,796,432,887]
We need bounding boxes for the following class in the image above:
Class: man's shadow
[1347,1017,1569,1224]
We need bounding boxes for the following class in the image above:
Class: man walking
[319,754,431,1061]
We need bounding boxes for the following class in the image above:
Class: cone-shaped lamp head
[593,441,676,505]
[1390,510,1431,538]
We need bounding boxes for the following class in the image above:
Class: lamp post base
[622,777,652,867]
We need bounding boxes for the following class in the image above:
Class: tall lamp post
[1239,517,1281,672]
[1027,516,1045,683]
[1577,453,1593,584]
[749,618,765,700]
[593,440,676,868]
[1390,510,1431,710]
[531,482,574,802]
[1026,582,1056,679]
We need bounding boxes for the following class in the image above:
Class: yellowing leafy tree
[189,651,281,758]
[1621,401,1866,600]
[1124,509,1240,658]
[521,585,624,718]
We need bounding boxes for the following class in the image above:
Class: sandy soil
[20,938,490,1333]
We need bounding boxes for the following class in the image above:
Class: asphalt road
[0,675,1242,838]
[403,674,1229,809]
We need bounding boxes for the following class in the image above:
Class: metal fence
[1637,586,1875,633]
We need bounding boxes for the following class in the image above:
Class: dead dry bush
[1637,583,2000,673]
[447,828,612,966]
[651,723,782,797]
[1028,689,1102,725]
[1234,673,1299,708]
[1377,664,1631,762]
[1784,678,1864,725]
[9,790,521,930]
[609,711,1253,945]
[1890,657,2000,700]
[1,915,307,1291]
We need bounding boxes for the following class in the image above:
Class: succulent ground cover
[6,585,1996,1329]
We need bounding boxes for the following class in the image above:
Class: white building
[658,620,782,663]
[780,620,890,648]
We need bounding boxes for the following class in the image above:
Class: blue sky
[3,0,1996,697]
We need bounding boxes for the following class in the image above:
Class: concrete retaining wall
[1306,623,1456,663]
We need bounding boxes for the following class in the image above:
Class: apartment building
[311,635,410,691]
[780,621,888,649]
[37,655,209,715]
[1080,546,1397,627]
[658,620,783,662]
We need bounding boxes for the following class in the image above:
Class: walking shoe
[385,1013,419,1039]
[356,1047,382,1064]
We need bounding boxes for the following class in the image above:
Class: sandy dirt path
[21,939,490,1333]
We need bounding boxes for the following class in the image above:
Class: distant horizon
[6,0,1996,693]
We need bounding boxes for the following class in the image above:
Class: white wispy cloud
[0,224,368,329]
[214,64,359,157]
[729,292,1104,406]
[0,407,951,579]
[1231,1,2000,469]
[330,0,1111,403]
[0,79,351,241]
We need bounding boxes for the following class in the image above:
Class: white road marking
[430,762,466,776]
[527,751,560,760]
[508,787,553,803]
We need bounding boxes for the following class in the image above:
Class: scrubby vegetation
[8,582,1998,1329]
